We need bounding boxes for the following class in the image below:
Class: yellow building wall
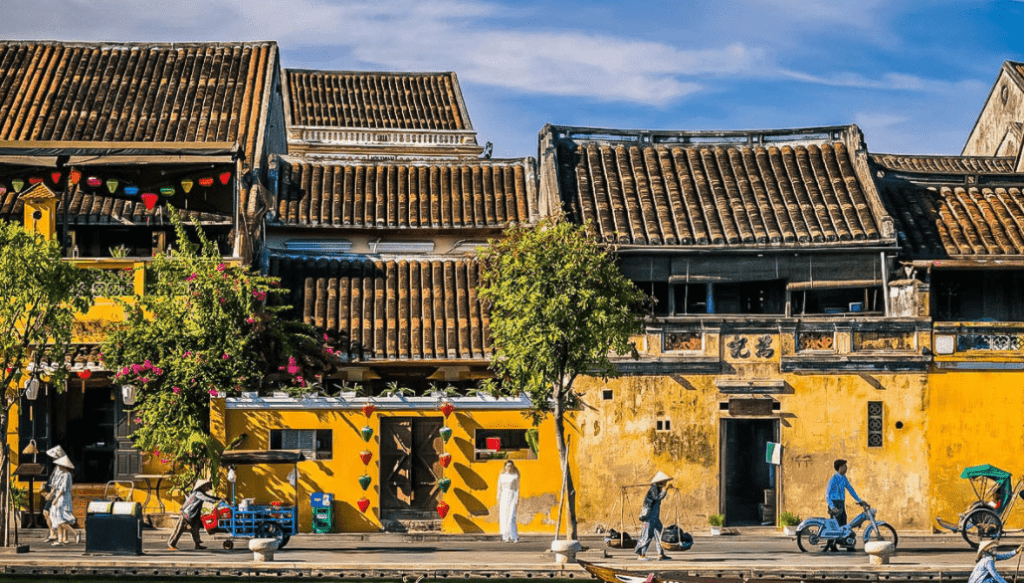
[927,370,1024,530]
[574,331,932,533]
[212,399,579,534]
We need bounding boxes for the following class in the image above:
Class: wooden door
[380,417,442,514]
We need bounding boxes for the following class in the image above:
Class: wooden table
[133,474,172,514]
[13,464,47,528]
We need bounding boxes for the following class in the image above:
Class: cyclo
[937,464,1024,548]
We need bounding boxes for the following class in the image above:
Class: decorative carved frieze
[797,331,834,351]
[957,333,1024,352]
[664,332,702,352]
[854,331,915,351]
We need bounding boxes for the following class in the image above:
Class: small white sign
[766,442,782,465]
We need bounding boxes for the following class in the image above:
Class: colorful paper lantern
[11,178,23,192]
[51,172,62,184]
[360,426,374,442]
[141,193,159,211]
[440,401,454,419]
[86,176,102,188]
[69,170,81,185]
[198,177,214,187]
[439,452,452,468]
[438,477,451,493]
[181,179,194,193]
[358,474,372,491]
[361,403,375,418]
[436,500,450,519]
[77,369,92,380]
[124,186,139,196]
[219,171,232,185]
[106,178,119,193]
[359,450,373,465]
[29,177,43,185]
[357,497,370,513]
[160,186,175,197]
[0,186,6,196]
[439,426,453,443]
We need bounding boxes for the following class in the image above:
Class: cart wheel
[280,534,291,549]
[223,540,234,550]
[255,521,285,547]
[962,508,1003,549]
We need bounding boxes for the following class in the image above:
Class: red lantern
[440,402,454,418]
[361,403,376,418]
[437,500,450,519]
[51,172,62,184]
[69,170,82,185]
[359,450,373,465]
[357,497,370,513]
[86,176,102,188]
[198,177,215,187]
[77,369,92,380]
[219,171,232,185]
[439,452,452,468]
[29,177,43,185]
[141,193,159,210]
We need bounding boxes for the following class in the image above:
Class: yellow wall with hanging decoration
[209,397,577,533]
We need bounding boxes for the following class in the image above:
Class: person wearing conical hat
[969,540,1023,583]
[168,478,223,551]
[49,456,79,546]
[635,471,673,561]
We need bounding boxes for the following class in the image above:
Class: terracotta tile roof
[871,153,1017,174]
[268,255,489,361]
[285,70,469,130]
[0,41,276,163]
[0,187,230,225]
[37,344,104,371]
[877,176,1024,258]
[272,157,533,228]
[558,138,884,247]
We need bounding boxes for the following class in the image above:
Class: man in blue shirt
[969,540,1023,583]
[825,459,865,551]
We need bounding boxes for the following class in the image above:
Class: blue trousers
[635,518,663,556]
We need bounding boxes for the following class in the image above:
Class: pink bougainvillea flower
[172,386,180,394]
[253,290,267,301]
[143,360,153,368]
[153,368,163,376]
[208,389,219,397]
[245,317,256,324]
[183,351,192,358]
[186,273,197,282]
[222,353,230,360]
[139,377,150,383]
[286,357,300,375]
[216,263,226,272]
[131,364,141,374]
[219,297,227,304]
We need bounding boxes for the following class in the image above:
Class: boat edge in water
[577,560,752,583]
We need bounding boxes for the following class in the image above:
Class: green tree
[102,210,339,492]
[0,221,95,546]
[478,216,645,541]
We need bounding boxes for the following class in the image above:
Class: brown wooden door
[380,417,442,514]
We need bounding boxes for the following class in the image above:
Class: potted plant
[708,513,724,535]
[8,486,28,528]
[780,511,801,536]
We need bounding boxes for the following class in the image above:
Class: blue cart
[213,449,304,550]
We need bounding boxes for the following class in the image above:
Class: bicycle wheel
[962,508,1002,549]
[864,523,899,550]
[255,521,285,547]
[796,524,827,552]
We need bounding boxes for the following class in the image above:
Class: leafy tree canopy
[478,216,644,539]
[102,210,340,491]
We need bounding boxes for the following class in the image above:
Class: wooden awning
[220,449,305,465]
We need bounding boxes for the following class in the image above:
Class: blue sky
[4,0,1022,158]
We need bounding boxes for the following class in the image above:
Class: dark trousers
[825,500,847,551]
[168,514,203,548]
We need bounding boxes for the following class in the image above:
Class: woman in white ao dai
[497,460,520,542]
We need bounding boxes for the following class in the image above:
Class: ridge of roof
[0,40,277,48]
[542,123,860,148]
[870,152,1019,175]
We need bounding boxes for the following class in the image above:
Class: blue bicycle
[795,501,899,552]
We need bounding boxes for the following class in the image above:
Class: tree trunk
[0,407,9,547]
[553,390,578,541]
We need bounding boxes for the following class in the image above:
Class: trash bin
[310,493,333,534]
[85,500,143,555]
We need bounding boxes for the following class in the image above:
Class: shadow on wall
[453,487,489,516]
[454,514,485,533]
[452,461,488,491]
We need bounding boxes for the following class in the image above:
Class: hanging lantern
[51,171,62,184]
[438,477,451,494]
[181,178,194,193]
[357,474,372,491]
[361,403,375,418]
[359,450,373,465]
[440,401,454,419]
[77,369,92,380]
[198,177,215,187]
[439,426,453,443]
[29,177,43,185]
[141,193,159,210]
[124,186,139,196]
[121,385,136,406]
[356,497,370,513]
[219,171,232,185]
[439,452,452,468]
[436,500,450,519]
[160,186,175,197]
[86,176,102,188]
[69,170,82,185]
[11,178,24,192]
[106,178,119,193]
[23,378,39,401]
[360,426,374,442]
[0,186,6,197]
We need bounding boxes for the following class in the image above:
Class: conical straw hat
[46,445,65,459]
[53,456,74,470]
[650,471,672,484]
